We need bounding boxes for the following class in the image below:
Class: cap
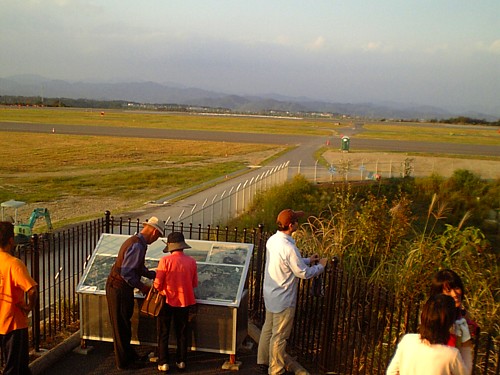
[142,216,164,236]
[162,231,191,253]
[276,209,304,228]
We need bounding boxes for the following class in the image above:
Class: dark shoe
[258,364,269,374]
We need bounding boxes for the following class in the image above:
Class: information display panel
[77,233,253,307]
[76,233,253,353]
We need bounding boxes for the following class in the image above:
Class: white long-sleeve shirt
[386,333,469,375]
[263,230,324,313]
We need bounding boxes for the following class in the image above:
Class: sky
[1,0,499,115]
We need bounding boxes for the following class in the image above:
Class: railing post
[31,234,41,352]
[318,256,339,374]
[253,224,265,321]
[104,210,111,233]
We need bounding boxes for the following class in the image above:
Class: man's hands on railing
[309,254,328,267]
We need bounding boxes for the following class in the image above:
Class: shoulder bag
[140,287,165,317]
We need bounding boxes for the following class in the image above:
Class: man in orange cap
[257,209,327,375]
[106,216,164,370]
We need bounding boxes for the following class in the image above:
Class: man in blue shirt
[106,216,164,370]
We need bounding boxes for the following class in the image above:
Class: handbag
[140,287,165,317]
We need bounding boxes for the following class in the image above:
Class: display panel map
[77,233,253,307]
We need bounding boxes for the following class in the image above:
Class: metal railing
[2,215,498,375]
[282,261,499,375]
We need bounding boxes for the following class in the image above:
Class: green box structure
[341,136,350,152]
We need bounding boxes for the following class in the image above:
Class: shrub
[232,171,499,335]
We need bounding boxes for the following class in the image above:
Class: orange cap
[277,209,304,227]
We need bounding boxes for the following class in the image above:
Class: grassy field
[0,107,339,136]
[0,131,284,227]
[1,108,498,228]
[359,123,500,145]
[2,107,499,145]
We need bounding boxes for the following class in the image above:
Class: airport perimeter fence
[289,157,500,182]
[175,161,290,226]
[172,156,498,229]
[3,215,498,375]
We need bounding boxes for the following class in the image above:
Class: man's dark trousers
[106,281,136,369]
[0,328,31,375]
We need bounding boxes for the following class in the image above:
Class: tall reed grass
[234,172,499,336]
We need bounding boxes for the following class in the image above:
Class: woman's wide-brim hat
[162,231,191,253]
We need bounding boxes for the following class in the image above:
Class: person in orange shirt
[154,232,198,372]
[0,222,38,375]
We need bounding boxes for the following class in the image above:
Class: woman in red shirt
[154,232,198,372]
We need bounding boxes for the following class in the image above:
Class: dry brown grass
[0,132,284,227]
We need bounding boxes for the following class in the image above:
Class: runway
[1,121,499,158]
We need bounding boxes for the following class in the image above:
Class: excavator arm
[27,208,53,231]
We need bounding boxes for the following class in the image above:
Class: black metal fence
[286,263,499,375]
[3,212,498,375]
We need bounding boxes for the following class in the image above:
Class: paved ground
[31,325,309,375]
[39,339,262,375]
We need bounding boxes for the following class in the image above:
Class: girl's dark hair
[0,221,15,248]
[419,294,456,344]
[430,269,465,300]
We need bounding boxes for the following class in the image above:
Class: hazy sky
[1,0,499,114]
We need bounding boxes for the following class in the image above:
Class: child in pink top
[430,269,478,373]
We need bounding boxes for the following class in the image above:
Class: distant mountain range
[0,75,497,120]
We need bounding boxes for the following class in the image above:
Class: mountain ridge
[1,75,497,120]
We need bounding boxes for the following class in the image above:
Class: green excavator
[1,200,53,244]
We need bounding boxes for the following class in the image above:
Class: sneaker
[158,363,169,372]
[176,361,186,370]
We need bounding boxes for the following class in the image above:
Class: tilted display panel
[76,233,253,353]
[77,233,252,307]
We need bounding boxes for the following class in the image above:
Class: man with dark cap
[257,209,327,375]
[154,232,198,372]
[106,216,164,370]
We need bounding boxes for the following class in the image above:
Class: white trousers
[257,307,295,375]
